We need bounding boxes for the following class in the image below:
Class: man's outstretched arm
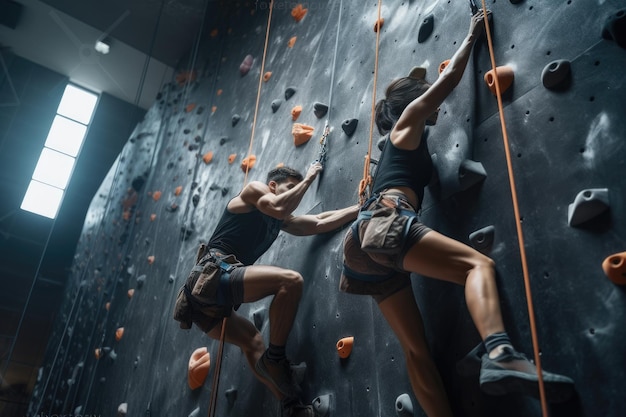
[281,204,359,236]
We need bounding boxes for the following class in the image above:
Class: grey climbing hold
[313,102,329,119]
[240,54,254,76]
[469,225,496,254]
[602,9,626,49]
[271,99,282,113]
[188,407,200,417]
[458,159,487,190]
[118,403,128,415]
[285,87,296,100]
[567,188,610,227]
[312,394,332,417]
[225,388,238,409]
[541,59,571,90]
[395,393,414,417]
[342,118,358,137]
[232,114,241,127]
[418,15,434,43]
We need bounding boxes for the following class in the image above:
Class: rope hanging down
[359,0,383,205]
[209,2,275,417]
[315,0,344,167]
[478,1,549,416]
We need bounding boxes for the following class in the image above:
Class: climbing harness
[358,0,383,205]
[478,1,549,415]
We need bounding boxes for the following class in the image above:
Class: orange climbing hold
[263,72,272,82]
[95,348,102,359]
[147,255,155,264]
[212,105,217,113]
[115,327,124,341]
[152,191,162,201]
[210,28,218,38]
[202,151,214,164]
[127,289,135,299]
[602,252,626,285]
[291,4,308,22]
[288,36,297,48]
[241,155,257,172]
[291,105,302,121]
[337,336,354,359]
[150,213,157,221]
[438,59,450,74]
[174,186,183,196]
[484,65,514,95]
[216,89,223,96]
[175,70,197,86]
[188,347,211,390]
[292,123,315,146]
[374,18,384,32]
[185,103,196,113]
[228,154,237,164]
[105,302,111,311]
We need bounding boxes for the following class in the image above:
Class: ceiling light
[94,38,110,54]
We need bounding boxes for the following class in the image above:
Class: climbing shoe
[479,346,575,402]
[456,342,486,377]
[282,398,314,417]
[255,351,301,398]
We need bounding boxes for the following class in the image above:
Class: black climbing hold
[221,187,229,196]
[271,99,282,113]
[192,194,200,207]
[209,183,220,191]
[188,144,199,151]
[313,102,329,118]
[225,388,238,410]
[342,118,358,137]
[568,188,610,227]
[468,225,496,254]
[232,114,241,127]
[458,159,487,190]
[194,135,202,143]
[219,136,229,146]
[509,0,524,4]
[196,106,204,115]
[541,59,572,90]
[156,92,163,100]
[136,274,146,288]
[312,394,331,417]
[285,87,296,100]
[395,393,414,417]
[180,224,194,241]
[183,128,191,134]
[418,15,434,43]
[252,308,266,330]
[602,9,626,49]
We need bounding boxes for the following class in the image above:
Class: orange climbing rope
[243,0,276,186]
[479,2,549,416]
[209,3,275,417]
[359,0,383,205]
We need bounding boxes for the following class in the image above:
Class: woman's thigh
[402,230,493,285]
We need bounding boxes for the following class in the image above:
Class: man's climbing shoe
[255,351,301,398]
[479,346,575,403]
[456,342,486,377]
[282,398,314,417]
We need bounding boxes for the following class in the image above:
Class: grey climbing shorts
[340,201,432,303]
[173,250,246,333]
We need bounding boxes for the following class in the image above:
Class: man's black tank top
[372,131,433,209]
[207,207,283,265]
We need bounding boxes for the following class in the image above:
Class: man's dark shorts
[173,250,246,333]
[340,193,432,303]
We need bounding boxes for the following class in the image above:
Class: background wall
[30,1,626,416]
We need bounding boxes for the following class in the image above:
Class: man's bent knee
[278,269,304,290]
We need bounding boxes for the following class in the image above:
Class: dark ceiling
[0,0,221,414]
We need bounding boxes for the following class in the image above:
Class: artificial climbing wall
[30,1,626,417]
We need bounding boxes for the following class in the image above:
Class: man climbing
[174,162,359,417]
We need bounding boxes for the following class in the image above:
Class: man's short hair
[266,166,303,184]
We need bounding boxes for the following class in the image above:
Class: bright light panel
[57,84,98,124]
[21,181,63,219]
[32,148,75,189]
[44,115,87,157]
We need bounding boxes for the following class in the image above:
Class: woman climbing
[340,9,575,416]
